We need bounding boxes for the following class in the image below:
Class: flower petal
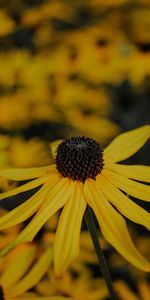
[0,166,54,181]
[54,181,86,275]
[0,176,59,229]
[0,173,52,201]
[114,281,139,300]
[1,244,36,289]
[97,175,150,229]
[104,126,150,163]
[50,140,63,159]
[84,180,150,271]
[105,163,150,183]
[10,248,53,297]
[0,178,72,256]
[102,169,150,201]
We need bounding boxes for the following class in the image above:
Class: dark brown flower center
[56,137,104,183]
[0,286,4,300]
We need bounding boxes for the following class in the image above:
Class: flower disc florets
[56,137,104,183]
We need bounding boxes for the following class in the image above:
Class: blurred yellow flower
[0,47,119,143]
[21,0,75,27]
[0,243,53,299]
[0,10,15,37]
[130,9,150,45]
[53,78,110,113]
[0,135,51,169]
[0,135,53,191]
[128,51,150,86]
[64,108,119,143]
[9,137,52,168]
[115,279,150,300]
[0,135,52,191]
[109,227,150,299]
[0,95,30,129]
[36,266,108,300]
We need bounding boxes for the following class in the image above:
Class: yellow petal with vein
[10,248,52,297]
[1,244,36,289]
[103,169,150,201]
[54,181,86,274]
[0,166,52,181]
[84,180,150,271]
[0,177,58,229]
[105,163,150,183]
[104,126,150,163]
[0,173,52,201]
[97,175,150,229]
[0,178,72,256]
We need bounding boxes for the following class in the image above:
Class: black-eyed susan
[0,243,68,299]
[0,126,150,275]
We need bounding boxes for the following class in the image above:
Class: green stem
[85,206,117,300]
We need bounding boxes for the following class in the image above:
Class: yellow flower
[63,108,119,143]
[9,137,52,168]
[0,136,52,170]
[0,243,59,299]
[22,0,75,27]
[0,126,150,275]
[0,135,52,191]
[42,228,105,268]
[0,94,30,130]
[64,25,128,85]
[41,215,107,275]
[36,265,108,300]
[42,213,108,267]
[130,8,150,45]
[53,77,110,113]
[127,51,150,86]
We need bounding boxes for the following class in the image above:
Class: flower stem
[85,205,117,300]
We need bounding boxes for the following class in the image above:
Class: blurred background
[0,0,150,299]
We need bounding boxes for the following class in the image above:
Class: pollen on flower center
[0,286,4,300]
[56,137,104,182]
